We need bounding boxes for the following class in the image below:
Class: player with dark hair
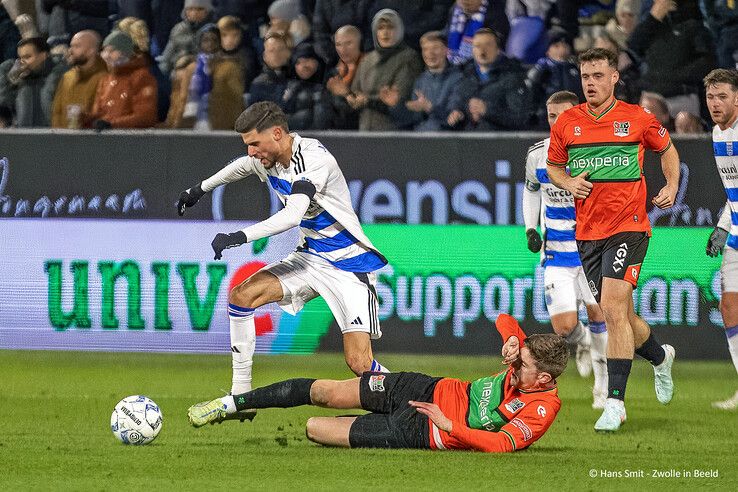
[546,48,679,431]
[177,101,390,423]
[188,314,567,453]
[524,90,608,409]
[704,68,738,410]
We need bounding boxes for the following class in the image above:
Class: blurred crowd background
[0,0,733,133]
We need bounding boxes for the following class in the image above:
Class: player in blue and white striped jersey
[177,102,390,423]
[523,91,608,409]
[704,69,738,410]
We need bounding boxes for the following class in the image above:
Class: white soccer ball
[110,395,163,445]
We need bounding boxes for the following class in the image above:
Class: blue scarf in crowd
[184,53,214,128]
[447,0,488,65]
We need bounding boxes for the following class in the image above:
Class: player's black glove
[526,228,543,253]
[706,227,728,257]
[212,231,247,260]
[177,183,205,216]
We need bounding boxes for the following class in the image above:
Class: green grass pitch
[1,350,736,490]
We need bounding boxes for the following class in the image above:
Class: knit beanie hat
[184,0,213,10]
[103,30,135,57]
[267,0,301,21]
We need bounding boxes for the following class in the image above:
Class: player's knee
[600,302,627,325]
[720,297,738,320]
[309,381,332,407]
[305,417,322,443]
[228,281,259,308]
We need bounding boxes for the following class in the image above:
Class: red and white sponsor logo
[537,405,547,418]
[658,126,667,138]
[368,375,385,392]
[625,263,642,284]
[511,418,532,441]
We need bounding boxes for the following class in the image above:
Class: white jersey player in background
[704,69,738,410]
[523,90,608,409]
[178,102,390,423]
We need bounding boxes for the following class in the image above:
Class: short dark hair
[579,47,617,69]
[473,27,500,47]
[234,101,289,133]
[704,68,738,90]
[420,30,447,47]
[547,90,579,107]
[525,334,569,379]
[17,37,49,53]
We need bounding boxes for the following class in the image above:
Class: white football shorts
[262,251,381,339]
[721,247,738,293]
[544,265,598,317]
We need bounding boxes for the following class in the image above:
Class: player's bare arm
[547,165,593,199]
[651,145,680,209]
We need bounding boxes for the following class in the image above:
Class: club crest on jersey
[368,375,386,392]
[505,398,525,413]
[613,121,630,137]
[574,126,581,136]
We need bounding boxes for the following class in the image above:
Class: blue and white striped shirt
[713,119,738,250]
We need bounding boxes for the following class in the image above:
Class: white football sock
[228,303,256,395]
[589,321,608,388]
[727,325,738,375]
[370,359,390,373]
[565,321,586,346]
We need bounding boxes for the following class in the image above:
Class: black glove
[177,183,205,216]
[526,228,543,253]
[706,227,728,257]
[212,231,247,260]
[92,119,111,132]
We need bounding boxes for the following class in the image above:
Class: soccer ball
[110,395,163,445]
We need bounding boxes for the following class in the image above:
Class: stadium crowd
[0,0,733,132]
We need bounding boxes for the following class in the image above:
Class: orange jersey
[547,99,672,240]
[429,315,560,452]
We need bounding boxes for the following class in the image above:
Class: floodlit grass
[1,351,736,490]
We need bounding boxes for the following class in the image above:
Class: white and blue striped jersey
[713,118,738,250]
[523,138,581,267]
[202,133,387,273]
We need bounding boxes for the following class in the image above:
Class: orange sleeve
[497,400,557,451]
[448,420,516,453]
[495,313,527,342]
[546,116,568,167]
[641,109,672,154]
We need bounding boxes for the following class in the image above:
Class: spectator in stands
[39,0,111,38]
[674,111,705,134]
[349,8,422,131]
[446,28,532,131]
[627,0,715,117]
[88,30,157,129]
[383,31,462,131]
[526,28,582,127]
[158,0,216,75]
[0,6,21,63]
[639,91,675,132]
[268,0,310,48]
[282,43,329,130]
[703,0,738,69]
[312,0,371,66]
[445,0,509,67]
[504,0,553,64]
[369,0,453,51]
[47,34,69,64]
[165,23,244,130]
[249,31,291,105]
[592,32,640,103]
[116,0,185,57]
[118,16,170,122]
[605,0,639,50]
[0,37,65,127]
[217,15,257,90]
[324,25,363,130]
[51,30,106,128]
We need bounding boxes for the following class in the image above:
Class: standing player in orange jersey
[546,48,680,432]
[188,314,567,453]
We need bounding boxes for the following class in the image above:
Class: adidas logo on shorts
[350,317,362,325]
